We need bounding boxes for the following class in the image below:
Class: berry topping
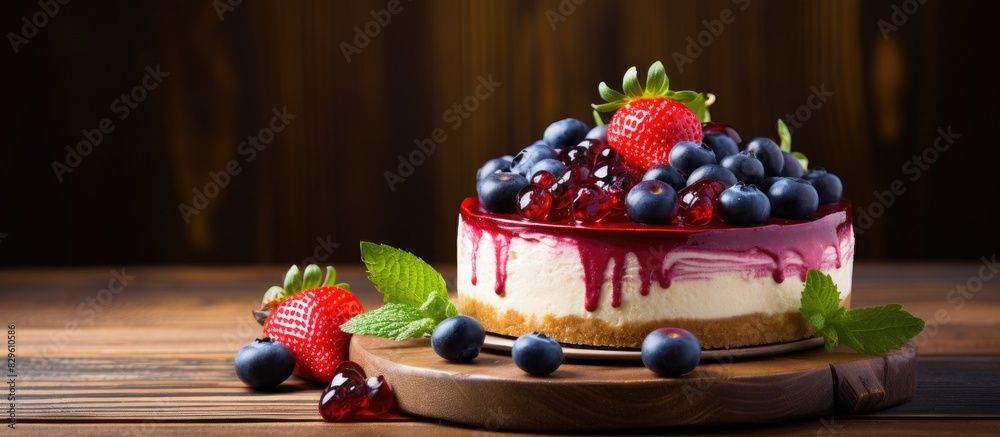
[766,177,819,219]
[719,151,765,185]
[593,61,709,171]
[234,337,296,389]
[319,360,395,421]
[702,131,740,162]
[431,315,486,363]
[516,184,553,220]
[585,124,609,143]
[718,183,771,226]
[701,122,742,145]
[642,164,687,192]
[746,137,784,177]
[626,180,679,225]
[529,158,567,180]
[511,142,559,176]
[530,170,557,189]
[803,168,843,204]
[511,332,564,376]
[571,184,613,223]
[686,164,738,188]
[543,118,590,150]
[641,327,701,377]
[558,143,592,167]
[478,172,530,213]
[677,179,725,227]
[668,141,717,176]
[779,151,805,178]
[476,157,511,184]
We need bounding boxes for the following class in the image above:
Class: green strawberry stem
[255,264,351,325]
[592,61,712,123]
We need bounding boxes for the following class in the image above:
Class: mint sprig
[340,242,458,340]
[592,61,712,123]
[777,119,809,171]
[800,269,924,354]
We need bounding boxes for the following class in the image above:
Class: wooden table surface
[3,263,999,436]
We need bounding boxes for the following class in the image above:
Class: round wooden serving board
[350,336,917,431]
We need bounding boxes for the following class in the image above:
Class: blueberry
[476,157,511,182]
[642,164,686,192]
[529,158,567,179]
[626,180,679,225]
[431,315,486,363]
[757,176,781,193]
[803,168,843,204]
[745,137,784,177]
[719,151,765,185]
[641,328,701,377]
[686,164,738,188]
[766,177,819,219]
[511,332,564,376]
[543,118,590,150]
[478,172,529,213]
[718,183,771,226]
[234,337,296,389]
[668,141,716,176]
[779,152,805,178]
[510,142,559,176]
[585,124,608,143]
[703,131,739,162]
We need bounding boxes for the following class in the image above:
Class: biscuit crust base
[460,295,852,349]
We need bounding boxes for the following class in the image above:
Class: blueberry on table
[234,337,296,389]
[511,332,564,376]
[766,177,819,219]
[626,180,679,225]
[720,151,765,185]
[803,168,843,204]
[641,328,701,377]
[543,118,590,150]
[431,315,486,363]
[686,164,738,188]
[668,141,716,176]
[718,182,771,226]
[745,137,784,177]
[642,164,686,192]
[478,172,529,213]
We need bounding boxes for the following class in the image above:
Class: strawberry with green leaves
[593,61,712,171]
[255,265,362,384]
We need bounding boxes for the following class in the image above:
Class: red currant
[571,184,612,223]
[516,184,553,220]
[677,179,725,227]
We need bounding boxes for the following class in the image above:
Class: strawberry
[592,61,712,171]
[255,265,363,383]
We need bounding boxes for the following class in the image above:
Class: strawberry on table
[255,265,363,384]
[593,61,712,171]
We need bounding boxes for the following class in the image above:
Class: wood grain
[2,263,998,434]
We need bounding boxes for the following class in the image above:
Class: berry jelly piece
[319,361,369,421]
[558,145,591,167]
[592,144,622,167]
[559,164,594,188]
[677,179,725,227]
[361,375,394,416]
[531,170,557,189]
[516,184,553,220]
[606,178,631,212]
[571,184,613,223]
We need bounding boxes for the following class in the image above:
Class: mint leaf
[800,269,924,354]
[792,151,808,172]
[777,119,792,152]
[340,303,437,341]
[360,242,448,308]
[419,291,458,321]
[831,305,925,355]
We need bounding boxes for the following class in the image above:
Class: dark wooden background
[1,0,996,266]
